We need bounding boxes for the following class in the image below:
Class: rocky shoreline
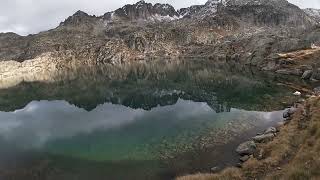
[178,86,320,180]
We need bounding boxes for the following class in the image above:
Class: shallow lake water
[0,59,305,180]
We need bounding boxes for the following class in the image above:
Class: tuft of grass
[177,168,242,180]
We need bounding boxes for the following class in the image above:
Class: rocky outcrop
[304,8,320,23]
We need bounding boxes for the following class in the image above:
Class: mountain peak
[60,10,95,26]
[73,10,89,17]
[103,1,179,21]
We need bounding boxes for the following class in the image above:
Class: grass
[177,96,320,180]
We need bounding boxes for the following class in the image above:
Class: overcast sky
[0,0,319,36]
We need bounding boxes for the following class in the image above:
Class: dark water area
[0,59,310,180]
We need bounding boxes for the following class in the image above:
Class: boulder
[265,127,277,134]
[253,133,275,143]
[236,141,257,155]
[301,70,313,80]
[283,108,296,119]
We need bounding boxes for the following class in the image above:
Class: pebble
[293,91,301,96]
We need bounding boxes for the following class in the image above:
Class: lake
[0,59,303,180]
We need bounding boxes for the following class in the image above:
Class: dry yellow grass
[177,168,242,180]
[177,96,320,180]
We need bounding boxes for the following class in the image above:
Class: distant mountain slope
[0,0,318,67]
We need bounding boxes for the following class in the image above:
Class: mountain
[0,0,319,77]
[103,0,179,21]
[304,8,320,23]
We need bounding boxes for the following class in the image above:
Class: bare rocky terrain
[1,0,320,88]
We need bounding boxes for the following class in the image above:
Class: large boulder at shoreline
[265,127,277,134]
[236,141,257,155]
[283,108,296,119]
[253,133,275,143]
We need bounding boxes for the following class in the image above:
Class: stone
[253,133,275,143]
[240,155,250,162]
[264,127,277,134]
[283,108,296,119]
[293,91,301,96]
[236,141,257,155]
[301,70,313,80]
[210,166,220,173]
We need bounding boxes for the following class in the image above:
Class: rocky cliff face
[103,0,179,21]
[0,0,319,83]
[304,8,320,23]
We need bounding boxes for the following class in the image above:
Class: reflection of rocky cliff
[0,60,300,113]
[0,0,319,77]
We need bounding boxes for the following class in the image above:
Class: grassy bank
[177,96,320,180]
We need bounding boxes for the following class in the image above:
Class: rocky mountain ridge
[0,0,320,86]
[304,8,320,23]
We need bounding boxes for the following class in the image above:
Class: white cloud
[0,0,319,36]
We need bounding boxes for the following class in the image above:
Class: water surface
[0,59,303,179]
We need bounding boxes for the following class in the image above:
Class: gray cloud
[0,0,319,35]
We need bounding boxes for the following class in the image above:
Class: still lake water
[0,59,301,180]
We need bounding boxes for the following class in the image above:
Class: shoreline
[177,89,320,180]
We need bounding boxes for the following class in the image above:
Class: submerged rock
[236,141,257,155]
[301,70,313,80]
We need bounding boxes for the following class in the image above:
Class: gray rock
[264,127,277,134]
[236,141,257,155]
[240,155,250,162]
[253,133,275,143]
[301,70,313,80]
[283,108,296,119]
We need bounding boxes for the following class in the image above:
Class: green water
[0,59,305,180]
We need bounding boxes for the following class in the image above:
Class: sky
[0,0,319,36]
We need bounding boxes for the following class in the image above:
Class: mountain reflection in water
[0,59,304,180]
